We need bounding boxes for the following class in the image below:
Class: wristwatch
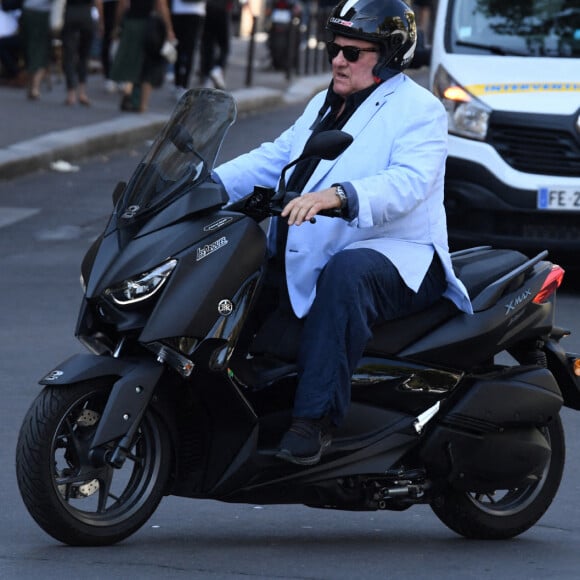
[334,184,347,210]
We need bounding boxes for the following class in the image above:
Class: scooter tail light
[533,264,565,304]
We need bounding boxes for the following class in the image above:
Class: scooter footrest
[231,355,298,390]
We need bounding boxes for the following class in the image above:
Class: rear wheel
[16,379,171,546]
[430,416,565,539]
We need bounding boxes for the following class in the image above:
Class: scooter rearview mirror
[301,130,353,161]
[277,130,353,200]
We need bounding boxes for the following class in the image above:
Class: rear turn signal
[533,265,565,304]
[574,358,580,377]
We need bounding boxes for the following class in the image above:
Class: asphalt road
[2,103,580,579]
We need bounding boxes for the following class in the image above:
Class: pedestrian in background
[19,0,52,100]
[100,0,118,92]
[110,0,175,112]
[199,0,231,89]
[170,0,205,100]
[62,0,103,106]
[0,3,24,86]
[413,0,435,46]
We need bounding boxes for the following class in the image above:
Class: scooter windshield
[116,89,236,222]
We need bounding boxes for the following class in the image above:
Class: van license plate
[537,186,580,211]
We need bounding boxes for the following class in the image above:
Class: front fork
[40,353,164,467]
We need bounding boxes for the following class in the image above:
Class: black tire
[430,415,565,540]
[16,379,172,546]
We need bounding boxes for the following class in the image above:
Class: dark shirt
[127,0,155,18]
[285,81,379,216]
[274,81,380,276]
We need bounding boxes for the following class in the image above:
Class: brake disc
[57,408,102,498]
[76,408,100,427]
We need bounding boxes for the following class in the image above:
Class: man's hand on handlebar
[281,188,342,226]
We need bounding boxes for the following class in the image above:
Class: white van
[427,0,580,262]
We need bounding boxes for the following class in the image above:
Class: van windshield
[449,0,580,58]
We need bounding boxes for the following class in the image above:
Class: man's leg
[277,249,446,464]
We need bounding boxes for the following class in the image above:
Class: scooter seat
[368,248,530,354]
[451,248,529,299]
[250,248,530,362]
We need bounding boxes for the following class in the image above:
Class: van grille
[487,110,580,177]
[447,207,580,243]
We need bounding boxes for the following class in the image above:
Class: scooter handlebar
[276,191,342,223]
[232,187,342,223]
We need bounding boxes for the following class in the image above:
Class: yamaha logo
[218,299,233,316]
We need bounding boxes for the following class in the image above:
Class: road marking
[0,207,40,230]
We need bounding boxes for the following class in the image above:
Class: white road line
[0,207,40,230]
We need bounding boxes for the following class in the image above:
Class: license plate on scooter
[537,186,580,211]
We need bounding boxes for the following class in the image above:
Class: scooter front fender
[40,353,134,385]
[40,353,165,458]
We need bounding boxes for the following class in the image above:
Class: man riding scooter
[214,0,472,466]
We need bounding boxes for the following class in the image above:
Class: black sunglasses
[326,41,378,63]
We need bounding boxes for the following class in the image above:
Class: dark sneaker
[276,417,332,466]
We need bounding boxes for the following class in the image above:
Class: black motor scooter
[16,89,580,546]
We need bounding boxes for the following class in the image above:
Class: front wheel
[430,415,565,539]
[16,379,172,546]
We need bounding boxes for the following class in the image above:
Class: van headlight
[433,66,491,140]
[105,259,178,305]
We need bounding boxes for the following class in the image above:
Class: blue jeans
[293,248,446,425]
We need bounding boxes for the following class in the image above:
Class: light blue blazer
[215,73,472,318]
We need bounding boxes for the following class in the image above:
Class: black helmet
[326,0,417,78]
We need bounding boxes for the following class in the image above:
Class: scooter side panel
[448,366,562,426]
[351,357,463,415]
[86,212,248,299]
[419,366,562,491]
[140,216,267,342]
[398,299,555,369]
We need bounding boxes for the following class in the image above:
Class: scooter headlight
[105,259,178,306]
[433,66,491,141]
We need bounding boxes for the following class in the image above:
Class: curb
[0,82,326,181]
[0,113,169,181]
[0,87,289,181]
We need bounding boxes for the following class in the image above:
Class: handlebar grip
[309,209,342,224]
[318,208,343,218]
